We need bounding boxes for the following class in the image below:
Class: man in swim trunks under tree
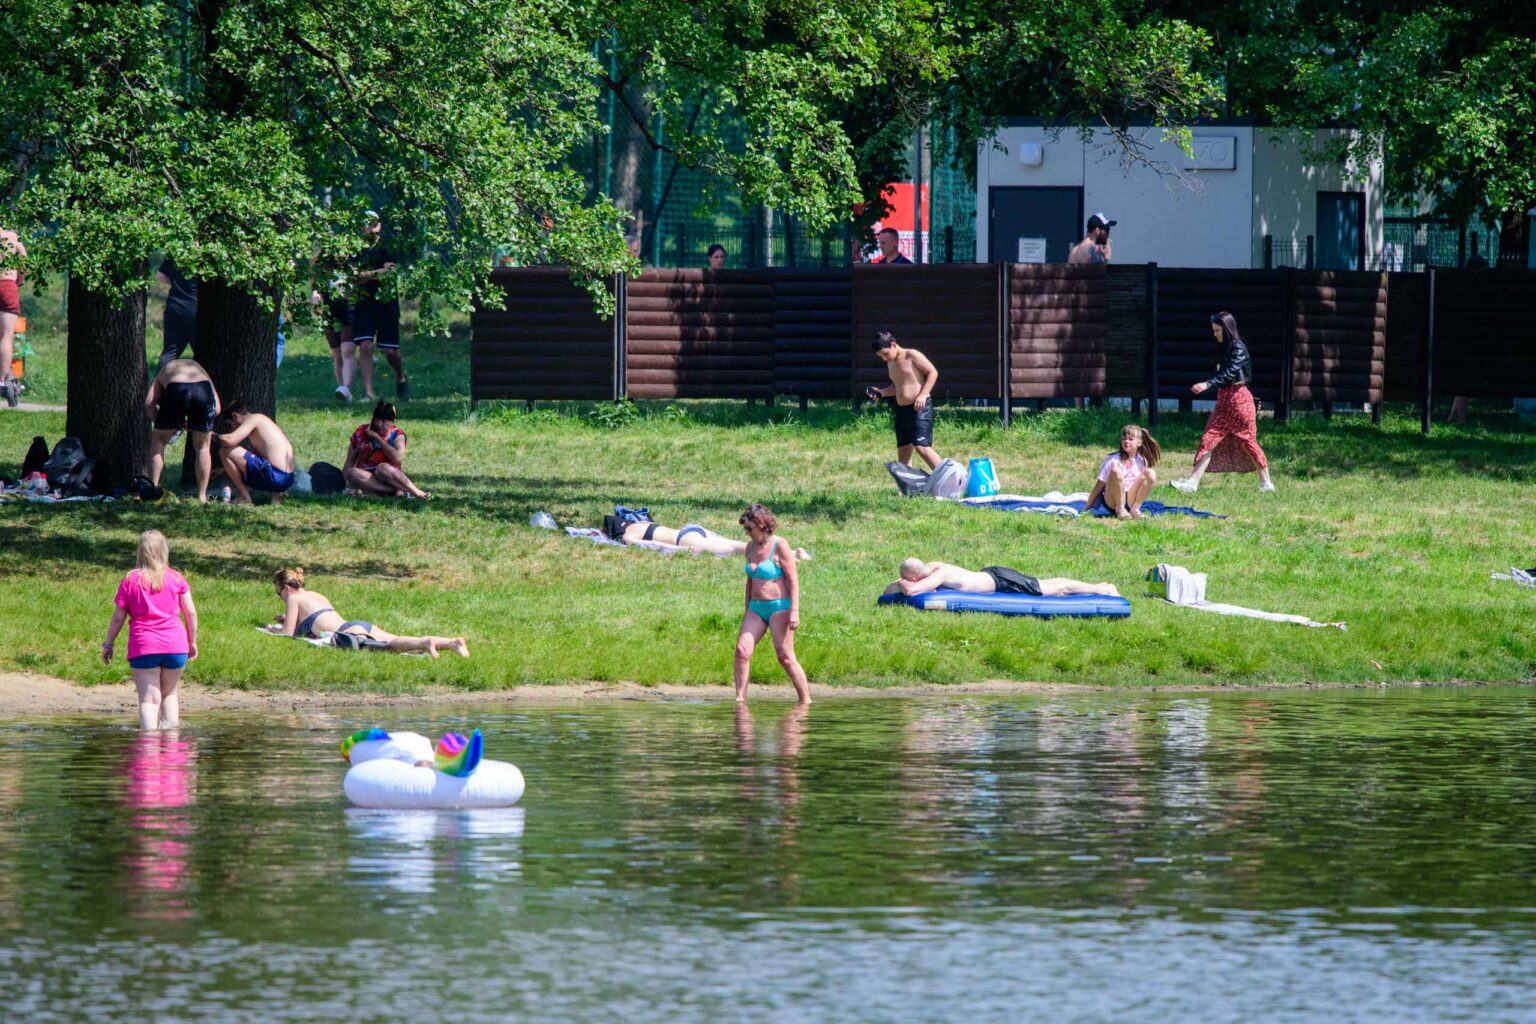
[216,404,297,505]
[146,358,221,502]
[884,559,1120,598]
[868,331,942,470]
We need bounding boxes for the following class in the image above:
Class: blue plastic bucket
[965,457,999,498]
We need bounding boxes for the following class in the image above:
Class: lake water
[2,688,1534,1022]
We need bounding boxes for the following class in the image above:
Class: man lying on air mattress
[883,559,1120,599]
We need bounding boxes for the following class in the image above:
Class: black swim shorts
[353,298,401,349]
[982,566,1042,596]
[893,402,935,448]
[154,380,218,433]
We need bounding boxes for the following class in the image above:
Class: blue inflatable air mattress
[877,589,1131,619]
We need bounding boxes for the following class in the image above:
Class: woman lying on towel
[269,567,469,657]
[602,516,811,561]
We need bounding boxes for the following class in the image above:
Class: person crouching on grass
[734,503,811,705]
[216,404,296,505]
[1085,424,1160,519]
[101,530,198,730]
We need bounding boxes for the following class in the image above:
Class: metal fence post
[1421,268,1436,435]
[946,226,954,264]
[1263,235,1273,269]
[677,222,687,267]
[1146,262,1159,429]
[614,272,628,401]
[999,263,1011,425]
[1278,266,1296,422]
[1305,236,1315,270]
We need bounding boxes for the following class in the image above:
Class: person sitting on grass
[884,560,1120,598]
[1084,424,1160,520]
[344,400,430,499]
[602,515,812,561]
[216,404,296,505]
[268,567,468,658]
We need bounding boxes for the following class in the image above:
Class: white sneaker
[1171,478,1199,494]
[335,385,352,403]
[1259,480,1276,493]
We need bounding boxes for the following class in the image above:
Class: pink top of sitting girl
[114,569,191,660]
[1097,452,1149,488]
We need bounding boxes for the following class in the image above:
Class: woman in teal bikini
[733,504,811,704]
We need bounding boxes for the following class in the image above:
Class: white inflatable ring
[341,728,525,809]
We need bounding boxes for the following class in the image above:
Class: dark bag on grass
[22,436,50,477]
[613,505,652,524]
[309,461,346,495]
[332,630,387,652]
[43,437,86,488]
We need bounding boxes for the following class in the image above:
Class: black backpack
[22,436,50,477]
[43,438,86,488]
[309,461,346,495]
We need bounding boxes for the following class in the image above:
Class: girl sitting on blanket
[1085,424,1160,520]
[269,567,469,658]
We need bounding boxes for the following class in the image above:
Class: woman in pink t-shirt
[101,530,199,729]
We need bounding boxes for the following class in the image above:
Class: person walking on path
[734,504,811,705]
[155,257,200,370]
[1172,312,1276,494]
[352,212,409,401]
[101,530,198,730]
[868,331,941,470]
[216,404,296,504]
[1,226,27,404]
[1067,213,1115,265]
[146,358,221,502]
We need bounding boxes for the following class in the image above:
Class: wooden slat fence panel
[1291,271,1387,402]
[1008,264,1106,399]
[1104,265,1148,397]
[1156,269,1286,403]
[774,268,852,398]
[1384,273,1425,402]
[851,264,1002,400]
[1432,270,1536,397]
[624,269,775,399]
[470,268,617,401]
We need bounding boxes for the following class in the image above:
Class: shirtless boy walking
[867,332,941,469]
[884,559,1120,598]
[146,358,221,501]
[216,404,296,504]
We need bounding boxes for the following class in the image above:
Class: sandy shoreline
[0,671,1522,720]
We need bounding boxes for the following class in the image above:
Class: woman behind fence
[1172,311,1276,494]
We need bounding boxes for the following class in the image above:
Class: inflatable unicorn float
[341,728,525,809]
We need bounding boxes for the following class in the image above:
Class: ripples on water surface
[1,688,1534,1022]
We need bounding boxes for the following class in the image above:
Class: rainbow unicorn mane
[434,730,484,777]
[341,728,391,763]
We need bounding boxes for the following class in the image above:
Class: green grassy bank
[2,313,1534,694]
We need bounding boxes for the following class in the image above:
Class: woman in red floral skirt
[1171,311,1276,494]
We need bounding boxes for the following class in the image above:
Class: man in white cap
[1068,212,1115,265]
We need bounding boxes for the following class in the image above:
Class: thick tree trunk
[179,279,278,484]
[65,279,148,487]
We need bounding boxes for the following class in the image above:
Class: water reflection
[347,808,525,896]
[123,731,197,921]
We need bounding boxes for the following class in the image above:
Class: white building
[975,121,1383,270]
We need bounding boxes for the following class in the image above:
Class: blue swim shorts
[243,450,296,493]
[128,653,189,670]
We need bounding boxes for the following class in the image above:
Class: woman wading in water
[733,504,811,704]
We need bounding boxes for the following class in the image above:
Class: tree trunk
[180,279,278,483]
[65,279,148,487]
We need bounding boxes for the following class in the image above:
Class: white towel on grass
[1156,564,1345,630]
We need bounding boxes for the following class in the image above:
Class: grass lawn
[2,300,1534,694]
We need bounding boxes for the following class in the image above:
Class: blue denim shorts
[128,653,189,670]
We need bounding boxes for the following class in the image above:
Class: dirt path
[2,671,1510,721]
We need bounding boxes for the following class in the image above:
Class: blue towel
[964,496,1224,519]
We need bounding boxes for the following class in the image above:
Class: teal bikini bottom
[747,598,792,623]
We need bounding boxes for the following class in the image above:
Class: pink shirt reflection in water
[124,732,197,918]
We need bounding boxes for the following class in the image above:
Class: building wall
[977,124,1383,269]
[978,126,1254,267]
[1251,129,1383,269]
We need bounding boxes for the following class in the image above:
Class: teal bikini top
[746,553,784,581]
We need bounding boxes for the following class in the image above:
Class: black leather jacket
[1204,337,1253,391]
